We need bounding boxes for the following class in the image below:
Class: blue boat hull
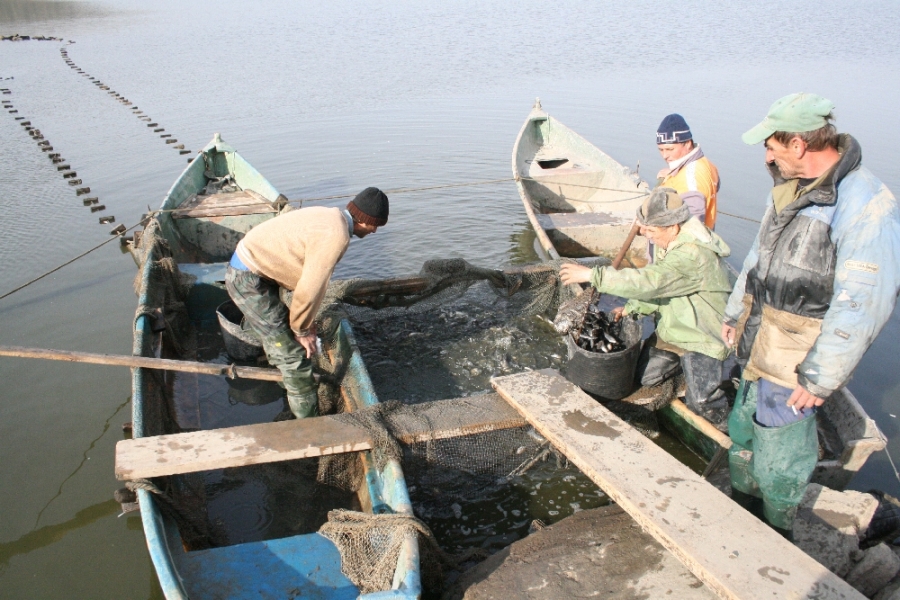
[131,134,421,599]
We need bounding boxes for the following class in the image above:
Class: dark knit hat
[656,113,693,144]
[347,187,389,227]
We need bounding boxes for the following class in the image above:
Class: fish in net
[129,231,680,592]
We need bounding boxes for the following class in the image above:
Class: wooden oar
[0,345,283,381]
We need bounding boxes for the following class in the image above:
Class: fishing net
[318,256,588,322]
[128,224,682,594]
[301,258,685,594]
[320,510,453,594]
[132,218,197,358]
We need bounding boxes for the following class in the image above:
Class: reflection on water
[0,0,107,24]
[31,396,130,529]
[1,0,899,597]
[0,499,119,569]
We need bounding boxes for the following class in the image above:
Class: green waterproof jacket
[589,218,734,360]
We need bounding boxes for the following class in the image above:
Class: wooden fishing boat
[512,100,886,487]
[129,134,421,599]
[512,98,651,267]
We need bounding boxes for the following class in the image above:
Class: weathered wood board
[491,369,863,600]
[172,191,277,219]
[116,393,526,480]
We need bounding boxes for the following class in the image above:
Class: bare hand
[721,323,736,347]
[787,385,824,411]
[295,325,318,359]
[559,263,592,286]
[611,306,625,321]
[656,168,671,179]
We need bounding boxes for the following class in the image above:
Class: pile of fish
[573,301,626,354]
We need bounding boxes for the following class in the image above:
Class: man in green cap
[722,93,900,532]
[560,187,734,424]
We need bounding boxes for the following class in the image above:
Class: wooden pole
[611,220,640,270]
[0,345,283,381]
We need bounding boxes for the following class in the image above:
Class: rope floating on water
[287,177,517,205]
[2,87,118,228]
[718,210,761,224]
[1,35,66,42]
[58,44,192,159]
[0,221,143,301]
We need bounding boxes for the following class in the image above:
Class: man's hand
[721,323,736,347]
[611,306,625,321]
[295,326,318,359]
[559,263,592,286]
[787,385,824,411]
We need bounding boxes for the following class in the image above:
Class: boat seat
[172,190,280,219]
[535,212,647,265]
[535,212,631,230]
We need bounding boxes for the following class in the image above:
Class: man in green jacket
[560,187,734,423]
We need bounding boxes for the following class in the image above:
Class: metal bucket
[564,317,642,400]
[216,300,264,361]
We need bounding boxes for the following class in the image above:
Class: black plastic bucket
[564,317,642,400]
[216,300,264,361]
[226,377,283,406]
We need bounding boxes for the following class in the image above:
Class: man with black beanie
[225,187,389,418]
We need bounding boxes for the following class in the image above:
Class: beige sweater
[235,206,349,334]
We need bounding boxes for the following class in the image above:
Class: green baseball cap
[742,93,835,145]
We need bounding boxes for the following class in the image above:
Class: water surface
[2,1,900,597]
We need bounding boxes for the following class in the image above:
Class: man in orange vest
[656,114,720,229]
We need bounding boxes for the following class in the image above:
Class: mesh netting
[320,510,446,594]
[320,256,597,322]
[132,219,197,358]
[131,225,676,594]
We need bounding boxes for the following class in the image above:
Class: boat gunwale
[132,134,421,599]
[512,104,562,261]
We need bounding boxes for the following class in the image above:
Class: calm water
[2,0,900,597]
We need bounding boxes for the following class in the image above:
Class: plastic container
[564,317,642,400]
[216,300,264,361]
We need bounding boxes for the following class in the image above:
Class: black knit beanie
[347,187,389,227]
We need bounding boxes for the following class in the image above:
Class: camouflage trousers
[225,266,317,416]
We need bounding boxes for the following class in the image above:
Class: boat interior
[513,107,651,265]
[130,135,420,599]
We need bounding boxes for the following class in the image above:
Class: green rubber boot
[287,390,319,419]
[727,379,761,498]
[262,331,318,419]
[750,413,818,530]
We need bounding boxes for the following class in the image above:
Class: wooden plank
[172,203,276,219]
[172,191,277,219]
[116,416,372,480]
[115,393,526,480]
[491,369,862,600]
